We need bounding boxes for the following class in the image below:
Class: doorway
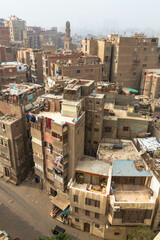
[84,222,90,232]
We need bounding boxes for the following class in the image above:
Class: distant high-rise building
[7,15,26,42]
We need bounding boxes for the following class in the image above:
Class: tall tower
[64,21,72,50]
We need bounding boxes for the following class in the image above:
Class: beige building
[0,62,27,89]
[108,34,159,90]
[85,93,105,156]
[0,83,44,183]
[140,69,160,99]
[0,114,27,184]
[29,92,85,194]
[102,101,151,140]
[7,16,26,42]
[30,50,43,84]
[68,156,111,239]
[81,37,112,81]
[69,139,157,240]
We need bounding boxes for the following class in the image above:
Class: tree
[127,226,156,240]
[36,233,69,240]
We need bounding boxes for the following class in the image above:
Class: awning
[50,195,70,211]
[127,87,139,93]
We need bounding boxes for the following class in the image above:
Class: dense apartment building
[28,92,85,194]
[17,48,32,66]
[107,34,159,90]
[0,83,44,183]
[6,16,26,42]
[68,139,157,240]
[30,49,43,84]
[42,51,83,82]
[23,26,42,49]
[0,26,10,46]
[0,62,28,89]
[85,93,105,156]
[140,69,160,99]
[81,37,112,80]
[54,56,103,83]
[0,114,27,184]
[102,101,151,140]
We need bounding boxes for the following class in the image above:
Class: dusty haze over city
[0,0,160,35]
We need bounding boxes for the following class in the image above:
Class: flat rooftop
[113,184,154,203]
[112,160,152,177]
[40,94,62,100]
[62,99,82,106]
[97,140,141,165]
[144,69,160,74]
[38,111,84,125]
[1,83,42,96]
[104,103,151,121]
[0,114,21,124]
[75,156,110,176]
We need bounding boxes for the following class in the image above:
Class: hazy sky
[1,0,160,34]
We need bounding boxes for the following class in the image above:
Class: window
[85,198,100,208]
[134,48,137,51]
[75,218,79,223]
[95,224,99,228]
[143,64,147,67]
[123,126,129,131]
[145,210,152,219]
[114,233,120,236]
[47,168,53,174]
[85,210,90,216]
[96,101,100,105]
[133,72,136,75]
[77,70,80,74]
[144,56,147,60]
[151,48,154,52]
[105,56,109,62]
[88,140,91,143]
[114,211,122,219]
[144,48,147,50]
[105,127,112,132]
[75,207,79,213]
[74,195,78,202]
[1,124,5,132]
[106,47,110,52]
[94,128,99,132]
[95,213,99,219]
[151,38,156,43]
[93,141,98,144]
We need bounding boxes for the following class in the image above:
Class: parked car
[51,225,65,235]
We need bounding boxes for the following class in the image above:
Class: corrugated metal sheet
[112,160,152,177]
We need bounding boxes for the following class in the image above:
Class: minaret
[64,21,72,50]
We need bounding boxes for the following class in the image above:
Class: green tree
[127,226,156,240]
[36,233,69,240]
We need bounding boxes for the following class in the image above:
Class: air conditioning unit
[113,206,120,212]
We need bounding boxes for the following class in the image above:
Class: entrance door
[84,222,90,232]
[4,167,9,176]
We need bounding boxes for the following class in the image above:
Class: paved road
[0,178,100,240]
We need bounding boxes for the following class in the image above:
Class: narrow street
[0,178,100,240]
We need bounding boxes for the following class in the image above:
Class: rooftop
[1,83,42,96]
[112,184,154,203]
[38,111,84,125]
[0,114,21,124]
[144,69,160,74]
[97,140,141,165]
[75,156,110,176]
[112,160,152,177]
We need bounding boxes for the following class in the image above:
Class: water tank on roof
[113,144,122,149]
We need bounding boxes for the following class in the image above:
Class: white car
[0,230,9,240]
